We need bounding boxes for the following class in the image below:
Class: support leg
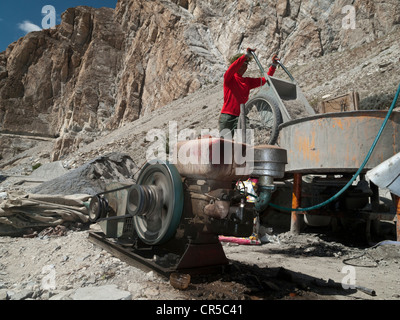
[290,173,303,234]
[370,181,380,211]
[395,195,400,242]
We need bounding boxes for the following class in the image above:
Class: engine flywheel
[128,160,184,245]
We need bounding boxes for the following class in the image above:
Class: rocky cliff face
[0,0,399,162]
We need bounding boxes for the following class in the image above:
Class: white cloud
[18,20,42,34]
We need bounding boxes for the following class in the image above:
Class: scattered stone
[72,285,132,300]
[143,287,160,297]
[40,291,56,300]
[48,289,75,301]
[39,226,68,238]
[127,282,143,298]
[0,289,8,300]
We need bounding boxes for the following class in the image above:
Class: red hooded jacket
[221,54,276,117]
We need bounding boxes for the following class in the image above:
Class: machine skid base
[88,232,230,277]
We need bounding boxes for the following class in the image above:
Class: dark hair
[228,52,253,65]
[228,53,242,65]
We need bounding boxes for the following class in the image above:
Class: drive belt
[89,184,134,223]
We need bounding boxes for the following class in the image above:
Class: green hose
[267,83,400,212]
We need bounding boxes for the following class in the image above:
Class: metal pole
[240,103,246,144]
[276,60,295,82]
[290,173,303,234]
[250,51,266,78]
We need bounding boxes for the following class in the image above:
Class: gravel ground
[0,222,399,301]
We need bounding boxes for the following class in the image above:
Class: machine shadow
[183,260,355,300]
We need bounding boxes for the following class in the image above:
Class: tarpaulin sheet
[0,192,90,236]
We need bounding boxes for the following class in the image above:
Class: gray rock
[49,289,75,300]
[31,152,138,195]
[28,161,68,182]
[10,289,34,300]
[72,285,132,300]
[0,289,8,300]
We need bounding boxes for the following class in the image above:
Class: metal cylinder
[251,145,287,178]
[173,137,250,181]
[279,111,400,173]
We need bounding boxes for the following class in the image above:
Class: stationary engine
[89,138,287,272]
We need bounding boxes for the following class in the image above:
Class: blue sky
[0,1,118,52]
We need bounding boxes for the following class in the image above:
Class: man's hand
[272,54,280,64]
[246,48,256,60]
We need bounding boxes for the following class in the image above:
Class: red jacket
[221,54,276,117]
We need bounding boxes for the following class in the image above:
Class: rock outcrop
[0,0,399,163]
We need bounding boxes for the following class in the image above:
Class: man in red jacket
[219,48,279,137]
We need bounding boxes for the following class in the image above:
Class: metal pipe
[290,173,303,234]
[250,51,266,77]
[355,285,376,296]
[250,51,295,83]
[276,60,295,82]
[240,103,246,144]
[254,187,273,212]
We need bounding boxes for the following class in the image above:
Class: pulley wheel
[88,195,108,223]
[245,94,282,145]
[132,160,184,245]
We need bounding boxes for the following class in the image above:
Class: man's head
[229,53,244,65]
[229,52,251,76]
[229,53,251,76]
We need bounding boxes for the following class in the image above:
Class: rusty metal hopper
[278,111,400,174]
